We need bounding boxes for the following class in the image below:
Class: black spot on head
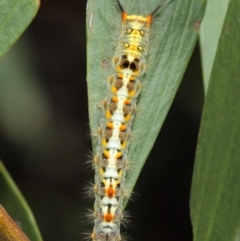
[122,60,129,68]
[130,62,136,71]
[130,58,140,72]
[119,55,129,69]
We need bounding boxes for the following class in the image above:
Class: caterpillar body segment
[91,1,166,240]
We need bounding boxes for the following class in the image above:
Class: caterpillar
[90,0,168,240]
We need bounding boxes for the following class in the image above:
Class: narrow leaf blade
[190,0,240,240]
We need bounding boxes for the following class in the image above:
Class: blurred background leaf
[0,1,88,240]
[0,0,40,58]
[0,0,43,240]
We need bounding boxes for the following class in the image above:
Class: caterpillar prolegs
[90,0,167,240]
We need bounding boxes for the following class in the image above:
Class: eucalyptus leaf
[86,0,206,208]
[190,0,240,240]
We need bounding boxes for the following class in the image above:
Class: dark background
[0,0,204,240]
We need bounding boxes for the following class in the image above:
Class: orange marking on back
[122,11,128,23]
[121,141,126,149]
[107,185,115,197]
[103,150,110,158]
[129,90,135,97]
[120,124,126,131]
[146,15,153,26]
[116,66,123,72]
[106,110,112,119]
[102,138,107,147]
[105,213,113,222]
[115,151,122,159]
[124,99,130,105]
[107,122,114,129]
[118,73,123,78]
[125,114,131,122]
[112,96,118,102]
[111,85,118,93]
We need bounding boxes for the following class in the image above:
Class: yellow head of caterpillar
[116,0,168,25]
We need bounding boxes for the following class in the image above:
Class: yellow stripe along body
[92,9,152,241]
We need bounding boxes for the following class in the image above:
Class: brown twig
[0,205,30,241]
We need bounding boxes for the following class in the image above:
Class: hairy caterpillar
[87,1,169,240]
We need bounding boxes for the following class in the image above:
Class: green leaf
[190,0,240,240]
[0,0,40,58]
[87,0,206,207]
[0,161,43,241]
[200,0,230,92]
